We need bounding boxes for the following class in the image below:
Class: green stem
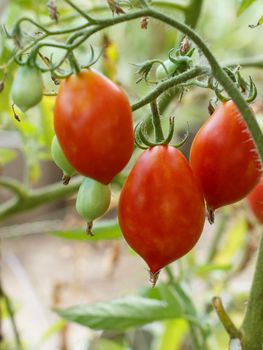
[241,230,263,349]
[212,296,242,340]
[68,51,81,74]
[0,177,82,222]
[206,213,227,263]
[132,65,208,111]
[150,100,164,142]
[63,0,96,23]
[223,55,263,69]
[0,178,27,199]
[0,287,23,350]
[185,0,203,28]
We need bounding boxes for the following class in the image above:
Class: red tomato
[190,100,262,213]
[118,146,205,276]
[54,70,134,184]
[247,177,263,223]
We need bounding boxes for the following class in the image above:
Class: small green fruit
[76,177,111,235]
[51,136,75,185]
[11,65,43,112]
[156,60,179,81]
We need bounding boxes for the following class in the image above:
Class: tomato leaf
[158,284,184,315]
[51,219,121,241]
[55,296,181,330]
[237,0,256,16]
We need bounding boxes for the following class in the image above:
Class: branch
[131,66,209,111]
[0,176,82,222]
[241,230,263,350]
[184,0,203,28]
[0,177,27,199]
[223,55,263,69]
[212,297,242,340]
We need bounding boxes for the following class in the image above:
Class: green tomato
[11,65,43,112]
[156,60,179,81]
[76,177,111,234]
[51,136,75,185]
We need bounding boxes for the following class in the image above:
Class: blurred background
[0,0,263,349]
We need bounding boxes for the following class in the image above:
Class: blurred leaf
[214,217,247,265]
[158,319,188,350]
[194,263,232,277]
[0,148,17,166]
[56,296,181,331]
[249,14,263,28]
[0,297,19,319]
[29,159,41,183]
[158,284,184,315]
[41,320,67,342]
[173,283,197,316]
[89,339,123,350]
[237,0,256,16]
[52,219,122,241]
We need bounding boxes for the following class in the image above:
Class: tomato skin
[118,145,205,274]
[54,70,134,185]
[247,177,263,223]
[190,101,262,211]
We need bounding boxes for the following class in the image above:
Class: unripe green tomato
[156,60,178,81]
[11,65,43,112]
[51,136,75,185]
[76,177,111,234]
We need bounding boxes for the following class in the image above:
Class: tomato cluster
[51,69,134,233]
[48,67,262,283]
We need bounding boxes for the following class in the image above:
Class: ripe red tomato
[190,100,262,214]
[118,145,205,277]
[54,70,134,184]
[247,177,263,223]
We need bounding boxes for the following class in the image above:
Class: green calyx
[51,136,76,185]
[156,47,195,81]
[11,64,43,112]
[76,178,111,235]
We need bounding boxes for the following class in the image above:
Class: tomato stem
[149,270,160,287]
[241,230,263,349]
[86,221,94,236]
[62,174,71,185]
[150,100,164,143]
[212,296,242,340]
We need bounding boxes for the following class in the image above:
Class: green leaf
[158,284,183,315]
[194,263,232,277]
[237,0,256,16]
[0,149,17,166]
[52,219,121,241]
[56,296,181,331]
